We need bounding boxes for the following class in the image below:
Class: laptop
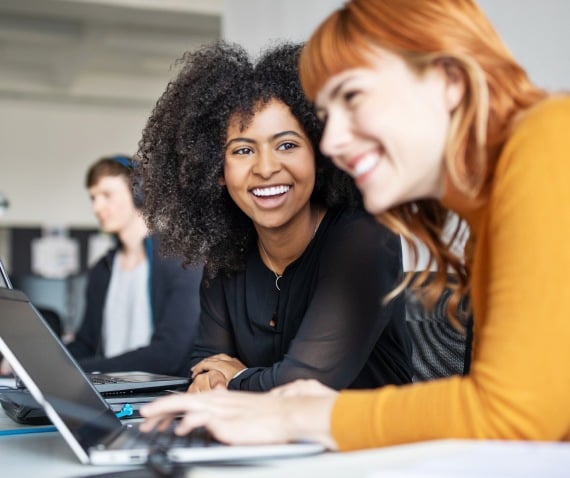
[0,258,189,394]
[0,265,324,465]
[65,371,188,395]
[0,257,13,289]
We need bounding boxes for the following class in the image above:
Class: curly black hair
[137,41,361,278]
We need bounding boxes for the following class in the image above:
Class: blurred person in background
[65,155,202,376]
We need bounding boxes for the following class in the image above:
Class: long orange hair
[299,0,546,327]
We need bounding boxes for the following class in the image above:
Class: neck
[257,204,323,275]
[116,213,148,270]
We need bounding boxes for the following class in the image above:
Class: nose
[319,110,351,161]
[91,196,104,216]
[252,148,281,178]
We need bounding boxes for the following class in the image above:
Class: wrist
[282,395,338,450]
[231,368,247,380]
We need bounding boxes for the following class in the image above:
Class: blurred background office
[0,0,568,334]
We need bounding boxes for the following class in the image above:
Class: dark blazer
[67,235,202,376]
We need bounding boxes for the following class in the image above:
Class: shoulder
[323,206,398,243]
[148,236,203,281]
[496,96,570,184]
[89,248,115,275]
[200,267,229,299]
[85,249,116,296]
[506,96,570,151]
[520,95,570,125]
[147,235,180,267]
[319,207,401,261]
[490,96,570,227]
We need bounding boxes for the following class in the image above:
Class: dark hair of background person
[137,42,362,279]
[85,155,133,190]
[86,155,144,209]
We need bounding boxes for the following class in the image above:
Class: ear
[218,175,226,186]
[440,59,466,112]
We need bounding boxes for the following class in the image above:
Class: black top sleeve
[191,207,413,391]
[190,276,238,362]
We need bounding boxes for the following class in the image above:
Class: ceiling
[0,0,222,107]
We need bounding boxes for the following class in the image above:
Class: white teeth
[353,154,379,178]
[251,185,290,197]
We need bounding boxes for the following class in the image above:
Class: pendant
[270,311,278,328]
[275,275,282,291]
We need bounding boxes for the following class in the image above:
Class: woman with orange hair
[140,0,570,449]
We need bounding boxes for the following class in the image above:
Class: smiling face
[88,175,139,234]
[222,99,316,232]
[315,46,464,216]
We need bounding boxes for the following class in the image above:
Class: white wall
[223,0,570,92]
[222,0,344,55]
[0,97,152,227]
[1,0,568,229]
[477,0,570,92]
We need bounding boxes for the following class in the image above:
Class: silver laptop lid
[0,287,122,464]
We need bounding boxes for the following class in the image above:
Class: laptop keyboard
[90,376,124,385]
[110,423,221,450]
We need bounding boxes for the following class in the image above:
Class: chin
[100,225,117,234]
[362,194,394,217]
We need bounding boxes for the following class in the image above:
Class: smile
[351,152,379,179]
[251,185,291,197]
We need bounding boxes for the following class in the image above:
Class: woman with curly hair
[141,0,570,450]
[137,41,413,393]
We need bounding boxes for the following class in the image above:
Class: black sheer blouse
[191,207,413,391]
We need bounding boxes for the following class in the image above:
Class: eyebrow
[329,79,349,101]
[225,130,304,149]
[316,75,356,115]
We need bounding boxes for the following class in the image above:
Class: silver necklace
[259,239,284,291]
[258,209,321,291]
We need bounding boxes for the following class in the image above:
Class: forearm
[227,360,349,391]
[228,366,273,391]
[331,366,570,451]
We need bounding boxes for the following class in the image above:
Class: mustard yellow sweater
[332,97,570,449]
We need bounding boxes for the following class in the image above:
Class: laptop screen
[0,288,121,452]
[0,258,12,289]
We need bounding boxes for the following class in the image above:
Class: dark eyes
[277,142,297,151]
[231,142,297,155]
[343,90,360,104]
[234,147,253,155]
[315,88,361,123]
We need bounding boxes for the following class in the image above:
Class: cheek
[416,83,452,153]
[297,156,317,188]
[221,163,238,190]
[421,109,450,164]
[221,164,246,206]
[394,96,450,167]
[352,101,391,145]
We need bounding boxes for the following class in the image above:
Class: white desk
[2,408,569,478]
[0,408,137,477]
